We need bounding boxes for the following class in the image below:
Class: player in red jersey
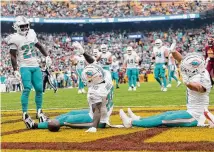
[205,37,214,84]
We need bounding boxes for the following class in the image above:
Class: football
[48,119,60,132]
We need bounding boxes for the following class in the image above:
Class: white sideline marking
[1,105,187,112]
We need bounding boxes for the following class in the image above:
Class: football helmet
[155,39,163,48]
[81,64,105,86]
[100,44,107,53]
[112,56,117,62]
[13,16,30,35]
[126,46,133,55]
[93,49,99,57]
[180,53,206,78]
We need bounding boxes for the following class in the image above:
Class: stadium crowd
[1,1,213,18]
[1,22,214,91]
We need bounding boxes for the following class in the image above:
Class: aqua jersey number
[22,42,36,59]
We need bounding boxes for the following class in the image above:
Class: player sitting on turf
[6,16,51,128]
[120,39,214,128]
[28,42,114,133]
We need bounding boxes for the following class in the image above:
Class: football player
[97,44,112,71]
[120,39,213,128]
[151,39,169,91]
[6,16,51,128]
[167,53,181,88]
[29,42,114,133]
[71,54,86,94]
[123,46,139,91]
[110,56,120,89]
[205,37,214,85]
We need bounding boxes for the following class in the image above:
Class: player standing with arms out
[6,16,51,128]
[120,39,214,128]
[97,44,112,71]
[151,39,169,92]
[167,53,181,88]
[41,58,57,93]
[205,37,214,85]
[110,56,120,89]
[29,42,114,133]
[123,46,139,91]
[72,54,86,94]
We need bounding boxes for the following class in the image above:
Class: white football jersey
[6,29,39,67]
[111,61,120,72]
[186,70,212,121]
[100,52,111,68]
[75,55,85,69]
[168,54,177,71]
[153,46,168,64]
[124,53,138,68]
[88,69,113,123]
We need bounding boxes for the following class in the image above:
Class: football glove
[85,127,97,133]
[72,41,85,55]
[170,39,176,52]
[45,56,52,67]
[14,70,21,79]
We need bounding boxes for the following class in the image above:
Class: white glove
[45,56,52,67]
[85,127,97,133]
[162,65,167,69]
[72,41,85,55]
[182,74,189,85]
[170,39,176,52]
[205,57,210,67]
[14,70,21,79]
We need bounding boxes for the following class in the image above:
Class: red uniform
[205,45,214,76]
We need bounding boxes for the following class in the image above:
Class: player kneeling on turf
[120,39,214,128]
[28,42,114,133]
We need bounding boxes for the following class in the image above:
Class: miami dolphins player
[6,16,51,128]
[97,44,112,71]
[123,46,139,91]
[110,56,120,89]
[167,53,181,88]
[120,40,213,128]
[151,39,169,92]
[28,42,114,133]
[72,54,86,94]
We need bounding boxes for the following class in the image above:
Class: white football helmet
[81,64,105,87]
[100,44,107,53]
[112,56,117,62]
[180,53,206,78]
[126,46,133,55]
[13,16,30,35]
[155,39,163,48]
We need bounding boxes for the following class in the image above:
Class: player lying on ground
[6,16,51,128]
[28,41,114,133]
[120,39,214,128]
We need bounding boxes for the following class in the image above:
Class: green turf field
[1,82,214,110]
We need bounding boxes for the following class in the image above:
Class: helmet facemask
[13,16,30,36]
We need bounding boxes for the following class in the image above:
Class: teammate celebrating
[120,40,213,128]
[167,53,181,88]
[28,41,114,133]
[97,44,112,71]
[6,16,51,128]
[205,37,214,84]
[110,56,120,89]
[123,46,139,91]
[72,54,86,94]
[151,39,169,92]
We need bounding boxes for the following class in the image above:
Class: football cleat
[128,87,132,91]
[54,88,58,93]
[127,108,140,120]
[119,109,132,128]
[204,108,214,128]
[167,84,172,88]
[163,88,167,92]
[23,112,36,129]
[133,87,136,91]
[176,81,182,87]
[78,89,82,94]
[37,109,49,123]
[81,89,86,94]
[137,82,140,87]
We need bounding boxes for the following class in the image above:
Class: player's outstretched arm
[35,42,48,57]
[170,39,182,63]
[10,49,18,71]
[83,52,95,64]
